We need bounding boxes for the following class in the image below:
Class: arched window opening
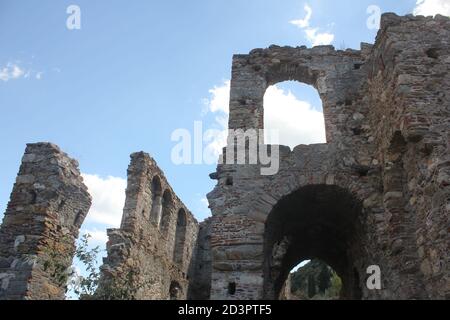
[263,81,326,149]
[173,208,187,264]
[150,176,162,226]
[285,259,342,300]
[160,190,173,236]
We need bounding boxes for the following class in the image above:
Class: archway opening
[150,176,162,225]
[263,185,365,300]
[173,208,187,264]
[286,259,342,300]
[160,190,173,236]
[263,81,326,149]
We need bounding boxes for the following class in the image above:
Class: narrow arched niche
[173,208,187,264]
[150,176,163,225]
[263,81,326,149]
[160,190,173,236]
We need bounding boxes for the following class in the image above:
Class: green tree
[69,234,101,297]
[307,275,316,298]
[318,265,331,294]
[326,271,342,298]
[290,260,342,300]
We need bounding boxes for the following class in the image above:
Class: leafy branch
[69,234,101,298]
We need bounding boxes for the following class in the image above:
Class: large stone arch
[242,167,377,300]
[209,44,379,300]
[262,184,367,300]
[248,168,368,218]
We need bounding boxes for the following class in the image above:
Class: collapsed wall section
[97,152,199,300]
[0,143,92,300]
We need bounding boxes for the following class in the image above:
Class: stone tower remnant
[0,143,91,300]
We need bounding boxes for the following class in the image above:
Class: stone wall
[0,12,447,301]
[96,152,199,300]
[207,13,449,300]
[0,143,91,300]
[366,13,450,299]
[188,217,213,300]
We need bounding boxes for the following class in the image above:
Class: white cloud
[290,3,335,47]
[68,174,124,300]
[0,63,26,82]
[203,127,228,160]
[202,80,231,158]
[201,197,209,208]
[197,197,212,221]
[205,80,230,114]
[264,85,326,148]
[80,228,109,245]
[413,0,450,17]
[11,65,24,78]
[304,28,335,46]
[290,4,312,28]
[0,62,47,82]
[82,174,126,227]
[203,80,326,153]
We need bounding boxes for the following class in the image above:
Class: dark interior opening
[228,282,236,295]
[170,281,182,300]
[426,48,439,59]
[263,185,365,300]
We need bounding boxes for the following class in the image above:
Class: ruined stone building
[96,152,200,300]
[0,13,449,300]
[0,143,92,299]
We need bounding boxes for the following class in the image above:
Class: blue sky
[1,0,448,290]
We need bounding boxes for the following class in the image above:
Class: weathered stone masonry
[0,13,448,300]
[0,146,206,300]
[96,152,200,300]
[0,143,91,300]
[207,13,449,300]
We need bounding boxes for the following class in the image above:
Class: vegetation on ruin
[290,260,342,300]
[69,234,101,297]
